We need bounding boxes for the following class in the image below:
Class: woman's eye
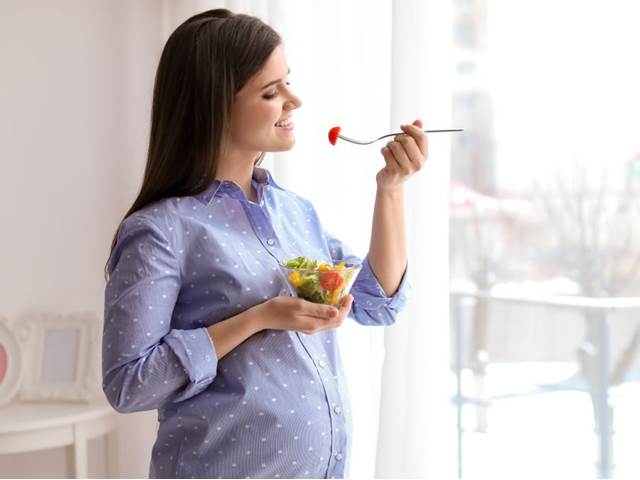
[264,82,291,100]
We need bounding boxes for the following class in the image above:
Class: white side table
[0,400,117,478]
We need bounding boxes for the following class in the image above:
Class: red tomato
[328,126,341,145]
[320,271,344,291]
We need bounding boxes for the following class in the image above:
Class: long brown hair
[104,9,281,280]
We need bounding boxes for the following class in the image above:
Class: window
[450,1,640,478]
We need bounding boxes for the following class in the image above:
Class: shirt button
[267,238,275,246]
[334,405,342,414]
[318,360,326,368]
[335,452,343,461]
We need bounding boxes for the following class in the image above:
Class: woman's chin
[268,139,296,152]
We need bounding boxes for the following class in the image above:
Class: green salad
[282,256,357,305]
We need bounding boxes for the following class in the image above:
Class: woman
[103,8,427,479]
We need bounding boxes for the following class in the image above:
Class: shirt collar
[195,166,284,206]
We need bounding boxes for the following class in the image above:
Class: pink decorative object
[0,343,7,383]
[0,320,22,406]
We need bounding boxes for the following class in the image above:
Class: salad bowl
[280,256,361,306]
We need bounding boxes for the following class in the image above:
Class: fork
[328,126,464,146]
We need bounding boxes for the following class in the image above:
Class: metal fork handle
[339,129,464,145]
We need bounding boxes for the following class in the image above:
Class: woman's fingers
[309,303,338,319]
[400,122,428,159]
[339,294,353,312]
[394,133,424,167]
[296,295,352,334]
[295,299,338,319]
[380,145,399,172]
[387,140,414,175]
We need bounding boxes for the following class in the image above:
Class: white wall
[0,1,163,476]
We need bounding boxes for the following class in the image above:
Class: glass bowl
[280,261,361,306]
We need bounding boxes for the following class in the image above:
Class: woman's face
[225,45,302,157]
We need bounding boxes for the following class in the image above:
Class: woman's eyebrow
[260,68,291,90]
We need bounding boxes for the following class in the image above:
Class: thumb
[340,294,354,309]
[412,118,423,129]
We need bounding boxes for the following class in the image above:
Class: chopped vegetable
[328,126,341,145]
[320,271,344,291]
[282,255,356,305]
[288,271,302,287]
[330,288,342,305]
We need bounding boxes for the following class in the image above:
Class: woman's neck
[215,162,257,203]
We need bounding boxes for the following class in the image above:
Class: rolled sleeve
[349,254,411,325]
[102,215,217,413]
[164,328,218,402]
[317,214,412,326]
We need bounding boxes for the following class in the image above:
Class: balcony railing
[451,286,640,479]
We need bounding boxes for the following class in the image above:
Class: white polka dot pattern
[103,167,411,478]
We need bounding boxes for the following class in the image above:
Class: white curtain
[118,0,454,477]
[374,3,454,478]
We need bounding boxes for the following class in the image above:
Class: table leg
[106,429,118,478]
[66,423,88,478]
[65,445,75,478]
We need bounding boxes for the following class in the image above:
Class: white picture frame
[0,317,23,407]
[16,311,100,402]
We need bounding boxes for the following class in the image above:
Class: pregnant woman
[102,8,427,479]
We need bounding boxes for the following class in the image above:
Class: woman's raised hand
[255,294,354,335]
[376,118,429,193]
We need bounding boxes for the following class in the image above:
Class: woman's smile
[275,119,294,131]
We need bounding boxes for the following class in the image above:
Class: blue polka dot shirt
[102,167,411,478]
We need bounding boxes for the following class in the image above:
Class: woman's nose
[286,94,302,110]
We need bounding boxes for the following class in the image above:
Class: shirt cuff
[353,254,411,312]
[164,327,218,402]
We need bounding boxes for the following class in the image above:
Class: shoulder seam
[122,213,183,284]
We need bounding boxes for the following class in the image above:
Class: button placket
[330,387,349,476]
[295,334,342,476]
[240,200,282,261]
